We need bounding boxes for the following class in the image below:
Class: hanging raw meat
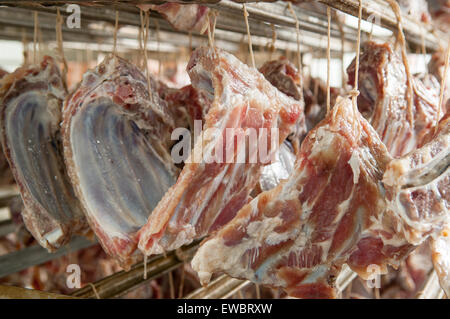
[138,47,304,256]
[138,3,209,33]
[0,68,14,186]
[0,56,88,251]
[62,55,178,268]
[258,57,306,152]
[192,97,414,299]
[347,41,442,157]
[383,113,449,296]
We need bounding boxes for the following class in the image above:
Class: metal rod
[71,240,200,299]
[0,236,95,279]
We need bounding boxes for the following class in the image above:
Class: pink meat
[192,97,416,299]
[347,41,442,158]
[138,47,304,256]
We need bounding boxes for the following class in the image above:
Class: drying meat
[138,3,209,34]
[383,113,449,296]
[0,68,14,186]
[138,47,304,256]
[428,0,450,31]
[258,141,296,193]
[62,55,178,268]
[347,41,442,157]
[192,97,415,298]
[258,57,306,151]
[303,77,341,131]
[0,56,88,251]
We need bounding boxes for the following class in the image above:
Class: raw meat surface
[62,55,177,267]
[192,97,414,299]
[347,41,442,157]
[0,56,88,251]
[138,47,304,256]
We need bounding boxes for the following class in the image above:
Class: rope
[350,0,363,134]
[33,11,38,64]
[113,10,119,57]
[243,4,255,68]
[386,0,414,127]
[287,2,303,91]
[56,8,68,85]
[326,6,331,115]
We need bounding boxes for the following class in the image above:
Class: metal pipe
[0,236,95,279]
[0,284,78,299]
[71,240,200,299]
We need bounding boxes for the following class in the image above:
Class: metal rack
[0,0,447,299]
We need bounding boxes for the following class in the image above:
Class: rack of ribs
[62,55,178,268]
[0,56,88,251]
[138,47,305,257]
[347,41,442,158]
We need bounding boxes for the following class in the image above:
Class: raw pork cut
[138,47,304,256]
[383,113,449,295]
[192,97,414,298]
[347,41,442,157]
[258,57,306,151]
[0,56,88,251]
[62,55,177,267]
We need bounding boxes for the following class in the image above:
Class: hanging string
[56,8,68,85]
[113,10,119,57]
[155,20,162,76]
[143,11,152,96]
[386,0,414,127]
[349,0,363,133]
[21,28,29,65]
[33,11,38,64]
[436,40,450,134]
[243,4,255,69]
[326,6,332,115]
[269,23,276,60]
[334,11,346,88]
[287,2,303,93]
